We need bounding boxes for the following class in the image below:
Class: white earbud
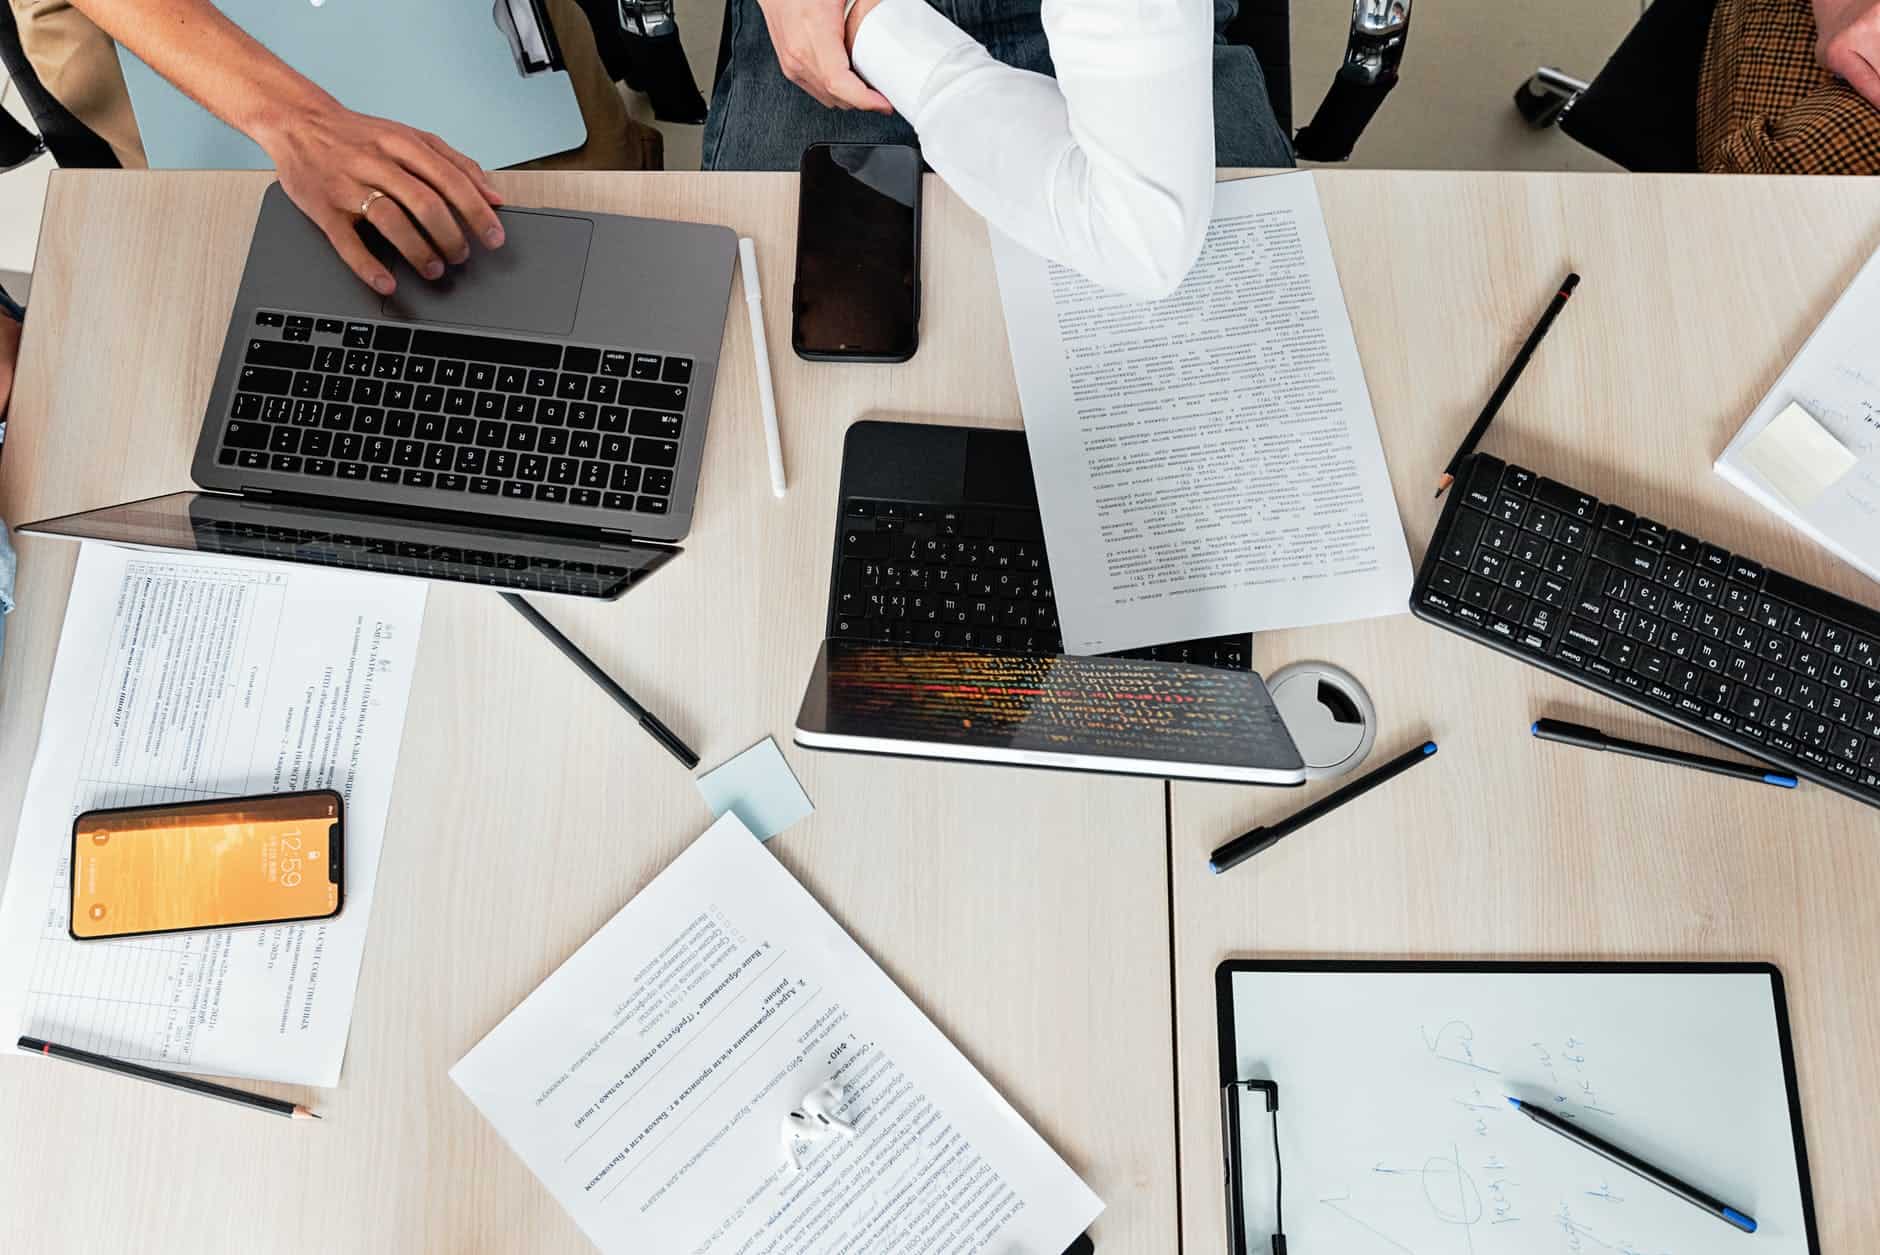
[779,1081,856,1174]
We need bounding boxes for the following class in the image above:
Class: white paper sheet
[991,171,1414,655]
[1225,968,1812,1254]
[0,543,425,1086]
[451,813,1103,1255]
[1717,245,1880,583]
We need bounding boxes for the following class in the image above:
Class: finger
[1826,38,1880,108]
[419,131,504,206]
[364,192,446,281]
[391,139,498,256]
[376,165,469,269]
[826,69,892,114]
[315,207,397,295]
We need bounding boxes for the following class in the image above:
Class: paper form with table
[1221,965,1815,1254]
[450,812,1102,1255]
[0,543,425,1087]
[1717,243,1880,584]
[991,170,1413,656]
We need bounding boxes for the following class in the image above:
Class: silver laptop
[119,0,587,170]
[21,183,736,597]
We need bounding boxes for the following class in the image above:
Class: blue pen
[1208,740,1438,875]
[1531,717,1797,790]
[1506,1097,1757,1234]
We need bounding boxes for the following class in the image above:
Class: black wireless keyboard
[1412,453,1880,809]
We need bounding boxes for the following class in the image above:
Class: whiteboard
[1220,963,1816,1255]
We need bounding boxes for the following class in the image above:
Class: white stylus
[738,237,787,498]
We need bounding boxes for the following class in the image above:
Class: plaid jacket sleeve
[1698,0,1880,173]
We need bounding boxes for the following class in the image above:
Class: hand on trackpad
[376,208,592,336]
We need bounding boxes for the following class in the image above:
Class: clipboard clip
[492,0,566,75]
[1221,1079,1287,1255]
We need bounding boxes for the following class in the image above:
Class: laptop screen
[19,492,676,600]
[794,641,1305,784]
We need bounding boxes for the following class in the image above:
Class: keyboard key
[1534,477,1597,521]
[556,372,587,400]
[245,338,314,370]
[526,369,557,396]
[502,481,534,500]
[642,468,673,495]
[470,476,500,494]
[222,420,270,450]
[609,464,641,493]
[255,310,284,327]
[602,492,635,509]
[269,427,300,453]
[1492,493,1526,524]
[373,325,411,352]
[1440,509,1484,566]
[537,484,568,504]
[1460,576,1497,610]
[1460,457,1503,511]
[239,365,293,394]
[568,402,599,430]
[633,437,679,467]
[637,495,669,514]
[563,346,600,374]
[571,489,602,508]
[392,440,424,467]
[661,356,693,384]
[629,409,683,439]
[373,352,406,380]
[615,379,689,410]
[269,454,303,473]
[402,469,434,488]
[423,444,453,472]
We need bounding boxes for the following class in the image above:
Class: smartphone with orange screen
[69,790,343,940]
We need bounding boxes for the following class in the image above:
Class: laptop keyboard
[219,310,693,516]
[833,497,1252,670]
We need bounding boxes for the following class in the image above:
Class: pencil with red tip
[17,1036,321,1120]
[1435,273,1580,500]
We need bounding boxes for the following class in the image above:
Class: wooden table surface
[1,170,1876,1255]
[1169,173,1880,1254]
[0,171,1174,1254]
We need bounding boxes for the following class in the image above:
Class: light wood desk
[1171,175,1880,1253]
[3,170,1877,1255]
[0,172,1175,1253]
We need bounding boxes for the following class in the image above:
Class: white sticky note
[1739,401,1860,508]
[695,737,813,842]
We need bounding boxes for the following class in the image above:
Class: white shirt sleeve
[851,0,1215,300]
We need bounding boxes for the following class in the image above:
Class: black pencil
[500,593,699,769]
[1508,1097,1756,1233]
[1209,741,1438,875]
[18,1036,320,1120]
[1531,717,1798,789]
[1435,272,1580,499]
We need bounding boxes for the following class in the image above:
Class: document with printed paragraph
[0,543,425,1086]
[991,171,1413,655]
[450,813,1101,1254]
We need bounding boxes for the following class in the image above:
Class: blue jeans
[703,0,1294,170]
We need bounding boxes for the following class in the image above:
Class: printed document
[992,171,1413,654]
[0,543,425,1086]
[1717,243,1880,583]
[451,812,1102,1254]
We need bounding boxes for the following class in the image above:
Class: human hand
[254,101,509,295]
[1815,0,1880,108]
[756,0,891,112]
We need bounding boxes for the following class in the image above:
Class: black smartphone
[69,790,344,940]
[793,142,922,363]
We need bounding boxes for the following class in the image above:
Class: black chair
[0,0,118,168]
[1514,0,1720,172]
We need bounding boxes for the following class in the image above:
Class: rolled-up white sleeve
[851,0,1215,300]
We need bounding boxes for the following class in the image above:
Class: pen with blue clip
[1209,740,1438,875]
[1531,717,1797,790]
[1506,1097,1758,1235]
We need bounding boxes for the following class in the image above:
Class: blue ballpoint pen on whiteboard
[738,237,787,498]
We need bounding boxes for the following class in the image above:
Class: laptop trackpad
[378,208,592,336]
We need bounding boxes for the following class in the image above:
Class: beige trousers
[8,0,660,170]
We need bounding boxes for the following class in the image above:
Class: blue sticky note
[695,737,813,842]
